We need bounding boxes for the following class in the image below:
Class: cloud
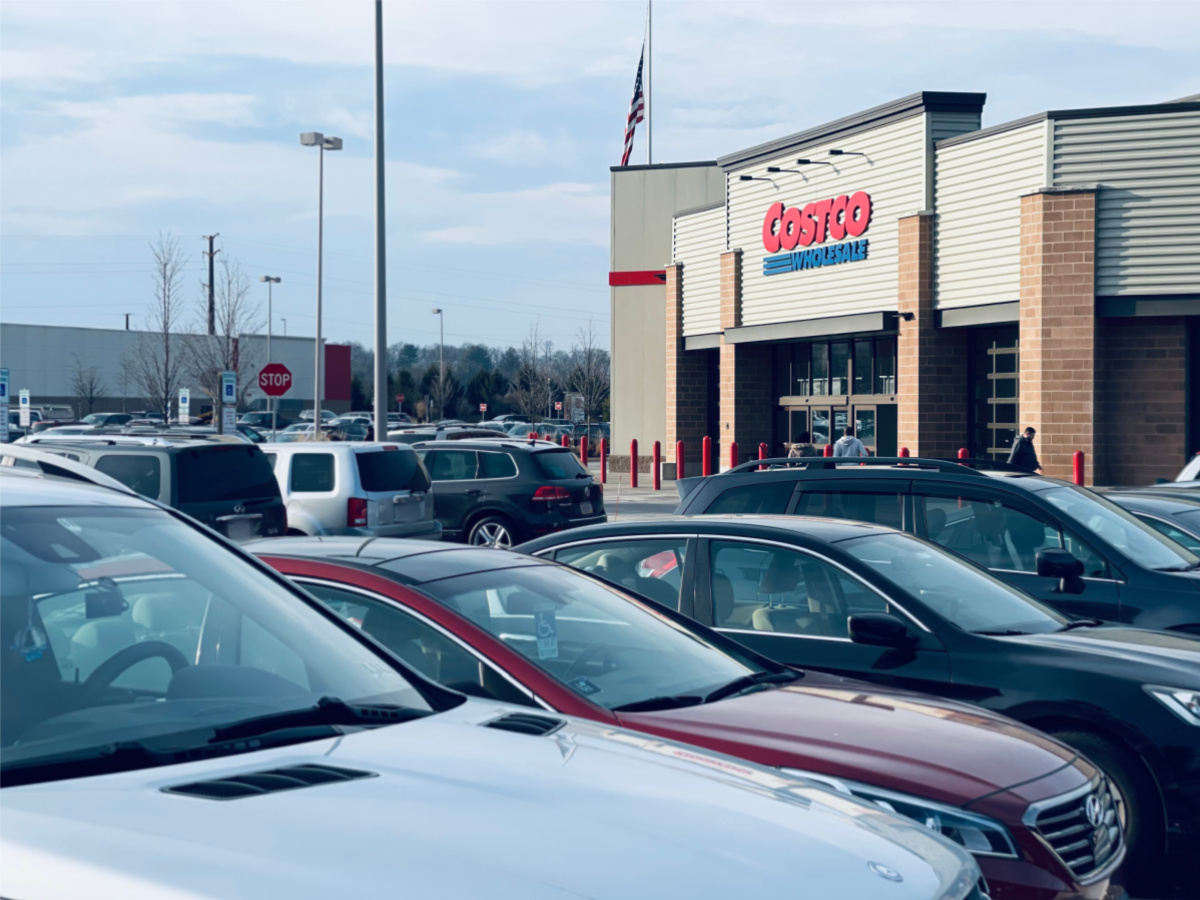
[420,181,608,247]
[472,131,550,164]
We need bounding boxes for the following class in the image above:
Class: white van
[263,442,441,540]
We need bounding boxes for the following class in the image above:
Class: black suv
[675,457,1200,632]
[415,438,605,548]
[22,434,285,541]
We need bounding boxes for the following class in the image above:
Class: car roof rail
[927,457,1030,473]
[724,456,991,476]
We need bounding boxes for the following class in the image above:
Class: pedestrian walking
[832,427,869,458]
[1007,427,1042,473]
[787,431,819,458]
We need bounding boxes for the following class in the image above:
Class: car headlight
[781,767,1017,857]
[1145,685,1200,725]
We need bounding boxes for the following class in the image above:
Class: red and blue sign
[761,191,872,276]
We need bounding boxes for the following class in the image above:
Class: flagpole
[646,0,652,165]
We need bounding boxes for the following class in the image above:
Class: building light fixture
[766,166,807,175]
[796,158,836,167]
[829,149,867,157]
[738,174,773,182]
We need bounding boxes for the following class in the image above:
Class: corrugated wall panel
[933,122,1047,309]
[730,114,927,327]
[930,110,983,143]
[1053,110,1200,295]
[673,205,726,336]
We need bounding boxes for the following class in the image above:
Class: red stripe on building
[609,270,667,287]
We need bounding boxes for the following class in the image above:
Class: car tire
[1049,729,1163,882]
[466,515,518,549]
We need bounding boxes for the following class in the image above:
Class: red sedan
[250,537,1123,900]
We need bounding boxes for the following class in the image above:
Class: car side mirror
[848,613,911,648]
[1036,549,1086,595]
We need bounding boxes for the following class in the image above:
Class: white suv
[263,442,440,540]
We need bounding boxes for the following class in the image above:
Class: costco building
[609,91,1200,485]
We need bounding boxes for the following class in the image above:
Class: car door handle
[465,489,483,495]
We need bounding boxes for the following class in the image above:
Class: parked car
[253,537,1123,899]
[128,410,165,422]
[1166,453,1200,484]
[261,442,440,540]
[490,413,530,424]
[1105,491,1200,554]
[386,426,503,444]
[275,423,327,443]
[4,412,29,442]
[299,409,338,423]
[414,439,605,548]
[80,412,133,427]
[673,457,1200,633]
[17,433,285,541]
[239,411,292,430]
[32,404,73,421]
[0,471,987,900]
[520,515,1200,883]
[29,419,85,433]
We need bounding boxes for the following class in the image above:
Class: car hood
[1003,626,1200,683]
[1,699,977,900]
[619,671,1083,810]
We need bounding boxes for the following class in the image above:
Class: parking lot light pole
[260,276,281,432]
[300,132,342,433]
[432,307,444,420]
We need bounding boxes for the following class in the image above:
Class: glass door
[852,406,877,454]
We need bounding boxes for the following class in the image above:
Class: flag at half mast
[620,45,646,166]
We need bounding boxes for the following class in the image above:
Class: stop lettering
[259,363,293,397]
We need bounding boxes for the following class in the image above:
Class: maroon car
[249,537,1124,900]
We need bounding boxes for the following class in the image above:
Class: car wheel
[1049,729,1163,882]
[467,515,517,549]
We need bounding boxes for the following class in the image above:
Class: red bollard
[676,441,686,480]
[630,439,639,489]
[561,433,569,448]
[652,441,662,491]
[729,441,739,470]
[529,432,538,442]
[580,435,588,466]
[599,438,607,484]
[702,436,713,477]
[758,442,768,470]
[958,447,969,459]
[823,443,834,457]
[1073,450,1085,486]
[899,447,910,458]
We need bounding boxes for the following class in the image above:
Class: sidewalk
[587,461,682,522]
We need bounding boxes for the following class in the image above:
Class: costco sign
[761,191,872,276]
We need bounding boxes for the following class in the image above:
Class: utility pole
[202,234,220,335]
[124,313,131,330]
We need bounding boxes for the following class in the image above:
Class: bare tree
[506,320,554,419]
[128,233,187,418]
[71,354,107,416]
[183,256,264,410]
[566,321,610,422]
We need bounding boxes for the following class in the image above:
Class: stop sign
[259,363,292,397]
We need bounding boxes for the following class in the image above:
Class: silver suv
[263,442,440,540]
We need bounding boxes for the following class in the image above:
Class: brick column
[897,213,967,457]
[664,263,708,477]
[717,250,773,467]
[1019,188,1096,483]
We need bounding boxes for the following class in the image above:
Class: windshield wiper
[1157,562,1200,572]
[973,629,1030,636]
[611,694,704,713]
[1058,618,1105,632]
[209,696,428,743]
[703,670,804,704]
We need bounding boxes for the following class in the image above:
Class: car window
[290,453,336,492]
[426,450,478,481]
[1136,515,1200,554]
[93,454,163,500]
[479,452,518,479]
[710,541,888,637]
[533,450,588,480]
[302,582,534,707]
[794,490,903,529]
[262,452,276,469]
[554,539,687,610]
[840,533,1066,635]
[356,449,430,493]
[176,445,280,503]
[703,482,791,515]
[920,494,1111,577]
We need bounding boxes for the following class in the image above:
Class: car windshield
[838,533,1066,635]
[1,505,429,782]
[1041,485,1200,570]
[418,565,769,710]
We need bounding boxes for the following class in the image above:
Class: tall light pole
[432,307,444,421]
[259,275,281,430]
[300,131,342,432]
[281,318,287,336]
[372,0,388,442]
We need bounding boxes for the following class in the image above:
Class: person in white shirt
[832,426,869,458]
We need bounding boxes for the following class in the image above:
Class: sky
[2,0,1198,353]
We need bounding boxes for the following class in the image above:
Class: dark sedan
[1105,491,1200,554]
[518,516,1200,888]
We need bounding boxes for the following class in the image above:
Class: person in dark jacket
[1008,427,1042,473]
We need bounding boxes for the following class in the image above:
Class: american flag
[620,45,645,167]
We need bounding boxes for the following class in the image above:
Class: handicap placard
[534,605,558,660]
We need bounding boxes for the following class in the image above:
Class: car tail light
[347,497,368,527]
[532,486,570,502]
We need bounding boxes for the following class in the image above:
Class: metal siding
[674,205,725,336]
[929,111,983,143]
[1052,110,1200,295]
[934,122,1047,309]
[730,114,928,326]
